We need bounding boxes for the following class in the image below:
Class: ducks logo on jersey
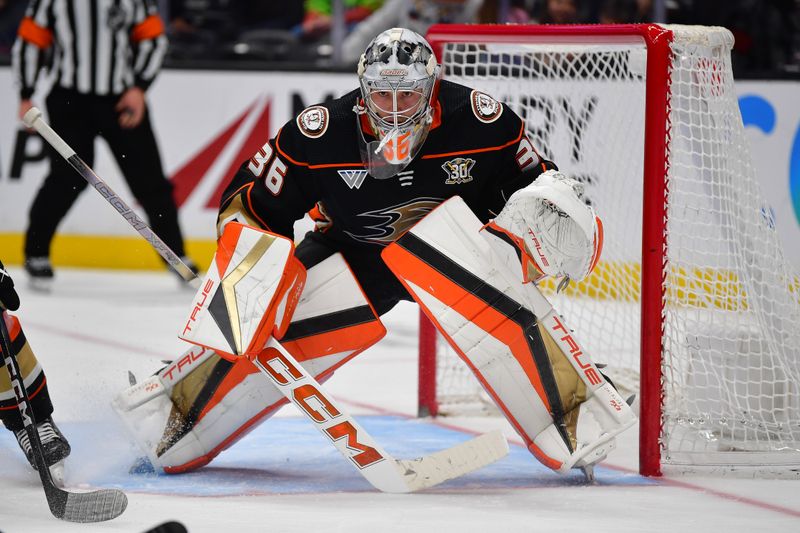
[470,90,503,123]
[297,106,329,138]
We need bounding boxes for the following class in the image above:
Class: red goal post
[419,24,800,477]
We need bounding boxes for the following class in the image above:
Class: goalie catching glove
[492,170,603,284]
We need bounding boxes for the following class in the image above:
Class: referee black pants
[24,87,186,260]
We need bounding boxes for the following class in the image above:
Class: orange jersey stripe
[0,376,47,411]
[221,183,272,232]
[421,122,524,160]
[17,17,53,49]
[309,161,364,169]
[274,130,362,169]
[243,185,272,230]
[131,14,164,42]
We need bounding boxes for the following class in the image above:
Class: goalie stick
[0,311,128,522]
[253,337,508,492]
[23,107,509,492]
[21,107,199,288]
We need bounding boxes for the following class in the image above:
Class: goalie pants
[298,230,412,317]
[0,314,54,431]
[24,87,186,260]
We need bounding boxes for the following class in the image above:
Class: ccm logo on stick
[550,315,602,386]
[262,349,385,468]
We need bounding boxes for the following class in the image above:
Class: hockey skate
[24,257,54,292]
[13,416,71,473]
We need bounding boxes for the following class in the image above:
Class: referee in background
[11,0,194,288]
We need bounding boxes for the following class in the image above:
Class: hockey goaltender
[112,27,636,486]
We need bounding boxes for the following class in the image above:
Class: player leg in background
[23,88,94,289]
[97,95,196,279]
[0,313,71,470]
[114,231,388,473]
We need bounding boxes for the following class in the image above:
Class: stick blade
[55,489,128,523]
[396,430,509,492]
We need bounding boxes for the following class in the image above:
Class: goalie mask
[355,28,440,179]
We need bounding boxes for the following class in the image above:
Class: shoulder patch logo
[442,157,476,185]
[338,169,369,189]
[297,106,329,138]
[470,90,503,123]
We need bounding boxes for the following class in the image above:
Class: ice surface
[1,268,798,532]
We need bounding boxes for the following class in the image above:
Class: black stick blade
[145,521,189,533]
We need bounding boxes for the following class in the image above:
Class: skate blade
[28,278,54,292]
[49,460,66,487]
[580,463,596,483]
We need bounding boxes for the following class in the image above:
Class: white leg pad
[383,196,637,474]
[112,253,385,473]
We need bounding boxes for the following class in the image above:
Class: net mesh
[429,25,800,470]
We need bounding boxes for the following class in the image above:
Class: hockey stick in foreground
[0,312,128,522]
[22,107,199,288]
[252,337,508,492]
[24,106,509,493]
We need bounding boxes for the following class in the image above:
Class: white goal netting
[426,25,800,473]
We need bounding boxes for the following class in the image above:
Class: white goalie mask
[355,28,440,179]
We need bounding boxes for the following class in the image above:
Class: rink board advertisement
[0,68,799,270]
[0,69,356,267]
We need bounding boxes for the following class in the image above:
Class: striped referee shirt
[12,0,168,99]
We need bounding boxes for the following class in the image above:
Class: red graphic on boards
[169,98,271,209]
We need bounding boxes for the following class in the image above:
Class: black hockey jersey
[218,80,555,252]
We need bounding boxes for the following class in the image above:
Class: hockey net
[421,24,800,476]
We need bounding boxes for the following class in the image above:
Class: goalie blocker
[382,196,636,475]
